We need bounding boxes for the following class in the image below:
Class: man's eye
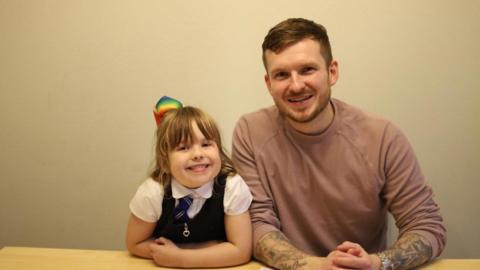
[301,67,315,74]
[274,72,288,80]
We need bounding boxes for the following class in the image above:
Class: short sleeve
[129,178,164,223]
[224,174,253,215]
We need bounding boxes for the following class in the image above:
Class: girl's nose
[191,145,204,160]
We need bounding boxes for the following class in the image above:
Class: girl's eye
[202,141,213,147]
[176,144,189,151]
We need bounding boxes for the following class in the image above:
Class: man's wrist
[305,255,325,268]
[377,252,394,270]
[369,253,382,270]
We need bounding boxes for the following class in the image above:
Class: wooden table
[1,246,479,270]
[0,247,263,270]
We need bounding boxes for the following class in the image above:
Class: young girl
[126,96,252,268]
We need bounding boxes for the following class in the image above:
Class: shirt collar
[171,179,213,199]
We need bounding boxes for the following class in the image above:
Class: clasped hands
[148,237,181,267]
[321,241,381,270]
[148,237,221,267]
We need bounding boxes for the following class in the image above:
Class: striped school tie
[174,196,193,223]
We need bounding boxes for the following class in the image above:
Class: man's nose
[290,72,305,92]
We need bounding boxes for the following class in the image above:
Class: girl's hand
[149,237,184,267]
[177,240,221,249]
[153,236,176,245]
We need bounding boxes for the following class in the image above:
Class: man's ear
[328,60,339,86]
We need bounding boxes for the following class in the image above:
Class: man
[232,18,446,270]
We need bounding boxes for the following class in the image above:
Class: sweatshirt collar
[283,98,341,144]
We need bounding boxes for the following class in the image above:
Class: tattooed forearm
[254,231,308,270]
[382,233,432,270]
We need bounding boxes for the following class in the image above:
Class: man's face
[264,38,338,124]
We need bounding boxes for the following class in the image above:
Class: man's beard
[277,91,331,124]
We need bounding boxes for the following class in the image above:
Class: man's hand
[255,231,382,270]
[330,241,381,270]
[149,237,184,267]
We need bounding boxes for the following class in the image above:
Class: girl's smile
[168,121,221,189]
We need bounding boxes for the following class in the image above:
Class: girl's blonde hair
[150,106,236,186]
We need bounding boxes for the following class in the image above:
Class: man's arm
[255,231,308,269]
[255,231,328,270]
[382,124,446,259]
[379,233,432,270]
[333,233,432,270]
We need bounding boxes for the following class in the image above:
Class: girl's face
[168,121,221,189]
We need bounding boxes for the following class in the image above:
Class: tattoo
[254,231,308,270]
[383,233,433,270]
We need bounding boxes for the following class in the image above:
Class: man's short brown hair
[262,18,333,70]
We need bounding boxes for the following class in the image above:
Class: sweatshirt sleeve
[232,116,281,247]
[381,123,446,258]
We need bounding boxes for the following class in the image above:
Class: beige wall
[1,0,479,258]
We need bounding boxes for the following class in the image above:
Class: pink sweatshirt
[232,98,446,258]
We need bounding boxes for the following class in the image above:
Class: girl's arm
[150,211,252,268]
[125,213,157,258]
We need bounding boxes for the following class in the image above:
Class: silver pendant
[183,223,190,238]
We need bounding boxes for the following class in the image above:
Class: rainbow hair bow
[153,96,183,126]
